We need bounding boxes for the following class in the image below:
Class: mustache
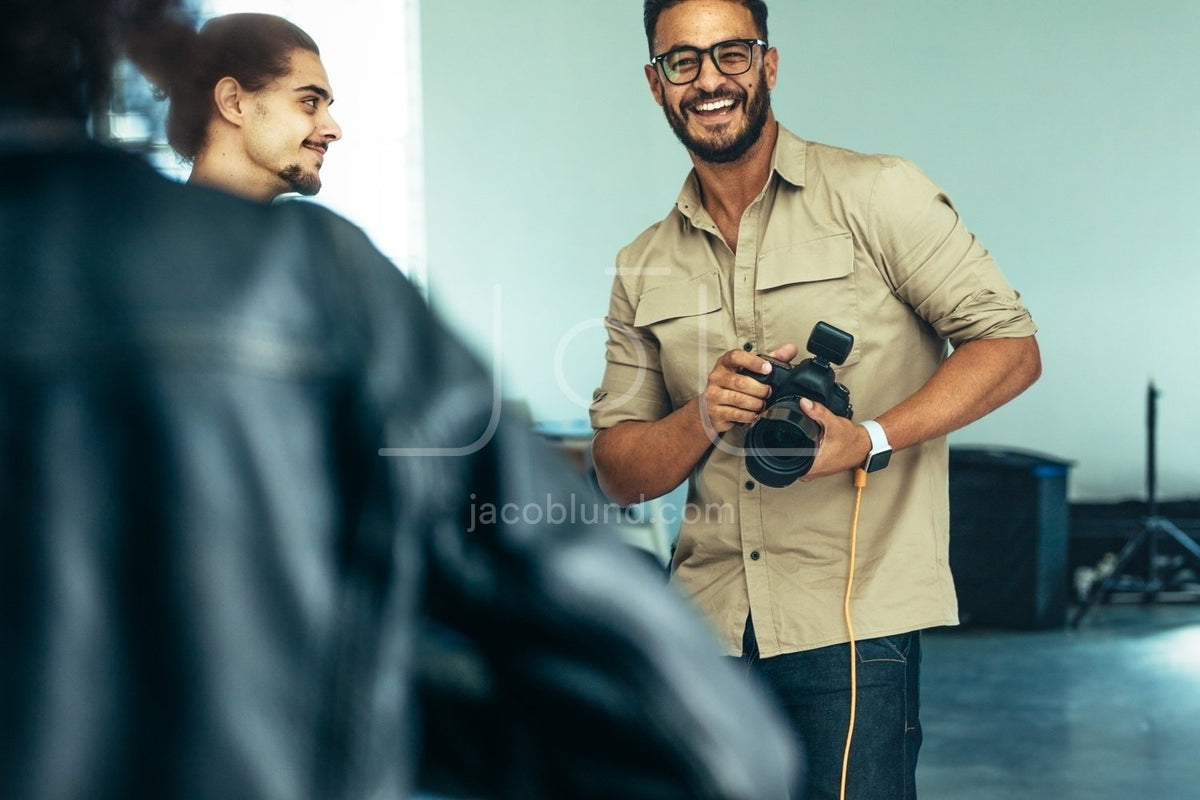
[303,139,329,153]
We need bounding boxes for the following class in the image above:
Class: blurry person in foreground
[0,1,797,798]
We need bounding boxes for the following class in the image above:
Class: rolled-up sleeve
[866,157,1037,348]
[590,272,673,431]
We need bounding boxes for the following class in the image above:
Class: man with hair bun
[1,0,799,798]
[131,12,342,201]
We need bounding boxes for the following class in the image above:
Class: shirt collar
[675,123,808,223]
[772,124,807,189]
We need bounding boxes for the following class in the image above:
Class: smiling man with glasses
[649,26,774,166]
[591,1,1042,798]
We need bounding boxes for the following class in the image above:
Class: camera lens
[762,421,808,450]
[744,400,823,488]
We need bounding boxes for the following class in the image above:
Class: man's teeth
[695,99,735,112]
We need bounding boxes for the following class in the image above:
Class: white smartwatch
[860,420,892,473]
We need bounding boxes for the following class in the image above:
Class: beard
[662,71,771,164]
[278,163,321,196]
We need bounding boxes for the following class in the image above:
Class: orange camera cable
[839,467,869,800]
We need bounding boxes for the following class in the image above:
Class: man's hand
[795,397,870,482]
[593,343,801,506]
[700,344,799,435]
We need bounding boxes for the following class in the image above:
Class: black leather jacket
[0,134,797,799]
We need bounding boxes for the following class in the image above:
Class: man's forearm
[878,335,1042,452]
[797,335,1043,481]
[592,398,716,507]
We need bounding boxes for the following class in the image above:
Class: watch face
[866,450,891,473]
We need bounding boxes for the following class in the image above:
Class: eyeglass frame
[649,38,769,85]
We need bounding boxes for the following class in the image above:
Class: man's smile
[686,92,742,121]
[303,140,328,165]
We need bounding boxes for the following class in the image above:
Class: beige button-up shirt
[591,126,1037,657]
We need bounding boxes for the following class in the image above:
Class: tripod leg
[1069,528,1149,628]
[1151,518,1200,563]
[1146,518,1200,594]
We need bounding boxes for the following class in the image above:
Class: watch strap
[861,419,892,472]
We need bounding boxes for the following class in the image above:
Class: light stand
[1070,381,1200,627]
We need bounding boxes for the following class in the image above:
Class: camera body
[741,321,854,487]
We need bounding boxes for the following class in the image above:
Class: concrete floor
[919,601,1200,800]
[415,600,1200,799]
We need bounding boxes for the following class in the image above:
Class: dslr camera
[741,321,854,487]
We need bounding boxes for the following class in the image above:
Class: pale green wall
[420,0,1200,501]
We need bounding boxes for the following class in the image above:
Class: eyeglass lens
[661,41,755,85]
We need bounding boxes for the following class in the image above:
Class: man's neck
[690,119,779,249]
[189,149,279,204]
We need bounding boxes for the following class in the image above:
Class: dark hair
[128,13,320,161]
[643,0,769,57]
[1,0,185,119]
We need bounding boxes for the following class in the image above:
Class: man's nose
[692,50,728,92]
[320,109,342,142]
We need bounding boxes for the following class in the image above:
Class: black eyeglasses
[650,39,768,85]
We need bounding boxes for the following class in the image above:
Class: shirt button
[750,551,761,561]
[743,342,754,351]
[745,481,755,491]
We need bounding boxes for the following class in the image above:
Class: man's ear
[213,76,247,127]
[644,63,665,107]
[763,46,779,91]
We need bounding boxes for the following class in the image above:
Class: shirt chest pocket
[634,269,729,404]
[755,232,862,367]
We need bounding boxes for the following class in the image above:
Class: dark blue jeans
[734,617,922,799]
